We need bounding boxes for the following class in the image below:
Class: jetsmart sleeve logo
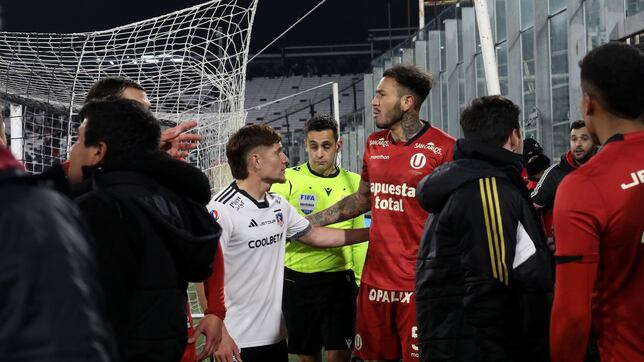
[371,182,416,212]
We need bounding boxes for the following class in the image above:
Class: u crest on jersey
[410,153,427,169]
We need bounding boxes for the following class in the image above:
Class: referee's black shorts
[282,267,357,355]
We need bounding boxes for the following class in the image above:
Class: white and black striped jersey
[207,182,311,348]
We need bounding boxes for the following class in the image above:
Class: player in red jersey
[307,64,455,362]
[550,42,644,361]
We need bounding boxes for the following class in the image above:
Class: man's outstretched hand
[160,120,202,160]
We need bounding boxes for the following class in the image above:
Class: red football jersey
[553,131,644,361]
[361,122,455,290]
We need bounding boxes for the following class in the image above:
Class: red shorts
[354,283,419,361]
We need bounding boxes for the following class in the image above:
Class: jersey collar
[231,181,270,209]
[604,133,624,145]
[306,162,340,178]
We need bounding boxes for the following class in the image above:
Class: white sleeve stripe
[215,186,235,203]
[530,163,559,198]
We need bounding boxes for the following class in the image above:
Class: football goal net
[0,0,258,191]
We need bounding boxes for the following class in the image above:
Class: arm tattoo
[307,192,371,226]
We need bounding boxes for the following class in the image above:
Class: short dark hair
[580,42,644,121]
[226,124,282,180]
[570,120,585,131]
[382,64,433,110]
[304,115,338,141]
[85,77,145,103]
[460,95,521,147]
[79,99,160,169]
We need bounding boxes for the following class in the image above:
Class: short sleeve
[361,144,370,182]
[282,198,311,239]
[206,200,233,248]
[553,173,603,261]
[443,139,455,163]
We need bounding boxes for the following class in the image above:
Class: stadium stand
[245,74,364,132]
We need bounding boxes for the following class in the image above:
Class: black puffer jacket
[75,151,221,362]
[0,147,116,362]
[415,139,552,362]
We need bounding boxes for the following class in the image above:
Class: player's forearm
[550,308,591,362]
[550,262,595,362]
[344,227,370,245]
[202,244,226,319]
[194,282,208,312]
[306,193,370,226]
[297,226,369,248]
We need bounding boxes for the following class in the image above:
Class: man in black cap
[522,138,551,191]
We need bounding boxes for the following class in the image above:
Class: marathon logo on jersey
[248,232,283,249]
[368,287,414,304]
[370,182,416,213]
[369,138,389,147]
[414,141,443,155]
[274,209,284,226]
[299,194,317,215]
[369,154,390,160]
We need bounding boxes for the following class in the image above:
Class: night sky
[1,0,418,53]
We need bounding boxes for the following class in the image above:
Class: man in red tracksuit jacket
[550,42,644,362]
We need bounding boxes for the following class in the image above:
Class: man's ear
[400,94,415,112]
[336,138,343,151]
[510,129,523,154]
[89,141,108,166]
[582,92,595,117]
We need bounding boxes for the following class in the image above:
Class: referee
[271,115,367,362]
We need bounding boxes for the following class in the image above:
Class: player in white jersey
[206,124,369,362]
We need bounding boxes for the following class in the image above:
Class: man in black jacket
[415,96,552,362]
[531,120,596,212]
[0,145,115,361]
[531,120,597,245]
[68,99,221,361]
